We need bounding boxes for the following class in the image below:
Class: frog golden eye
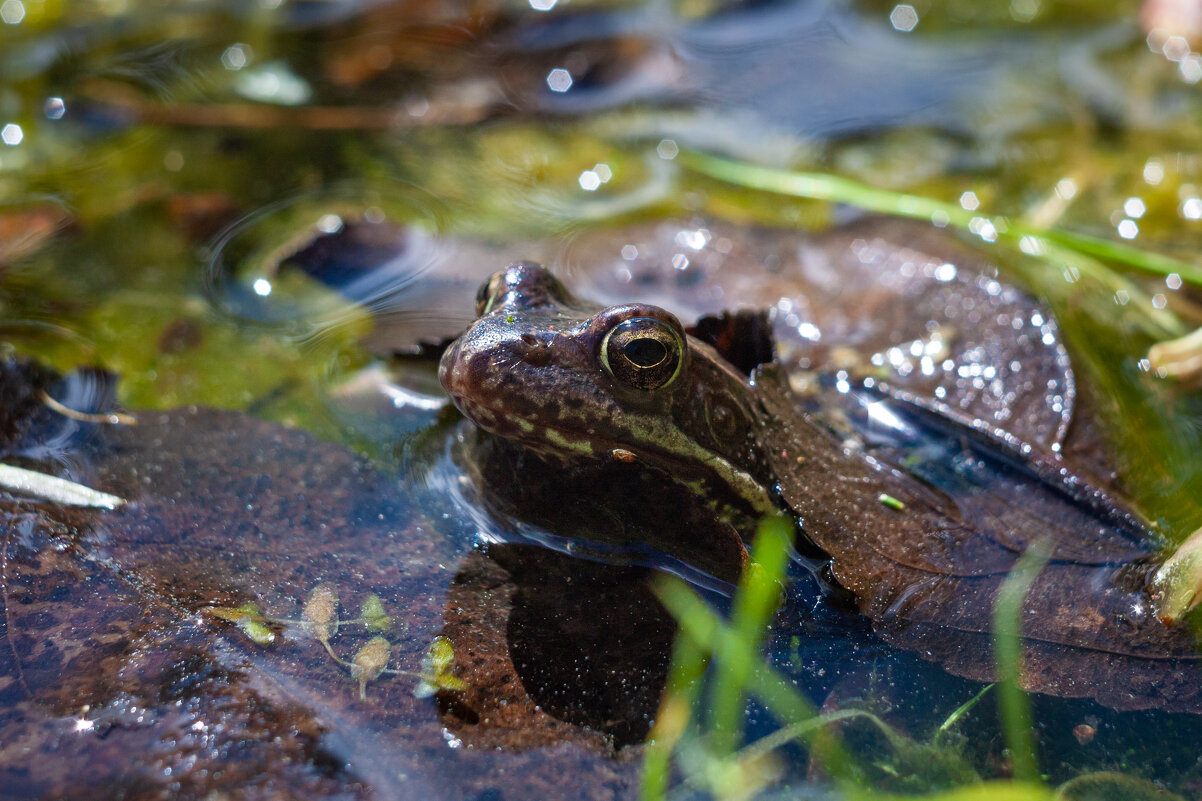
[600,317,683,390]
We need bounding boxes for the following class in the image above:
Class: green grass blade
[708,515,794,754]
[679,149,978,226]
[1034,227,1202,286]
[991,543,1052,783]
[863,782,1055,801]
[640,623,708,801]
[654,573,856,783]
[936,683,995,741]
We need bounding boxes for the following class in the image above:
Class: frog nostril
[518,334,556,367]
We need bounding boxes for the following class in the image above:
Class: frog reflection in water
[439,259,1202,714]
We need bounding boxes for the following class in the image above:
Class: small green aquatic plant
[204,583,466,700]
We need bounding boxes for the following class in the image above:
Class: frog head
[438,262,777,520]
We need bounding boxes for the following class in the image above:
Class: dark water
[2,0,1202,799]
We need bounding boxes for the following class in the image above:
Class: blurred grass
[708,516,795,755]
[679,151,1202,287]
[646,517,1199,798]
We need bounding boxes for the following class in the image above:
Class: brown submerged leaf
[0,358,646,801]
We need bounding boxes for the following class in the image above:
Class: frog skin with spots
[439,260,1202,714]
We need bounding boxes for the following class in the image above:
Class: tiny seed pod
[352,636,392,700]
[303,583,339,642]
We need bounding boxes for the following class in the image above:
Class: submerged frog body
[439,242,1202,713]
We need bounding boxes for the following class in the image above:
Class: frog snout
[438,331,521,410]
[437,337,477,406]
[439,332,551,402]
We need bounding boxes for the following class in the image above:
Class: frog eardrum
[599,316,684,390]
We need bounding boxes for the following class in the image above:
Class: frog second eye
[475,274,506,316]
[600,317,683,390]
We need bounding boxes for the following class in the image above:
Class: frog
[438,242,1202,714]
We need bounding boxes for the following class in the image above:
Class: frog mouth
[452,393,778,517]
[451,393,613,461]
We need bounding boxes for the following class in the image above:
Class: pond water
[2,1,1202,799]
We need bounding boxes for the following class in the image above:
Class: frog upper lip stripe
[446,388,623,460]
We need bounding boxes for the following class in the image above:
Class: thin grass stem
[992,543,1051,783]
[708,516,793,755]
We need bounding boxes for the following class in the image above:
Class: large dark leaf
[0,367,652,799]
[754,364,1202,712]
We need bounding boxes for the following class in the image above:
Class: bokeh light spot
[1,123,23,146]
[221,43,252,71]
[546,68,573,92]
[0,0,25,24]
[1143,159,1165,185]
[889,4,918,31]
